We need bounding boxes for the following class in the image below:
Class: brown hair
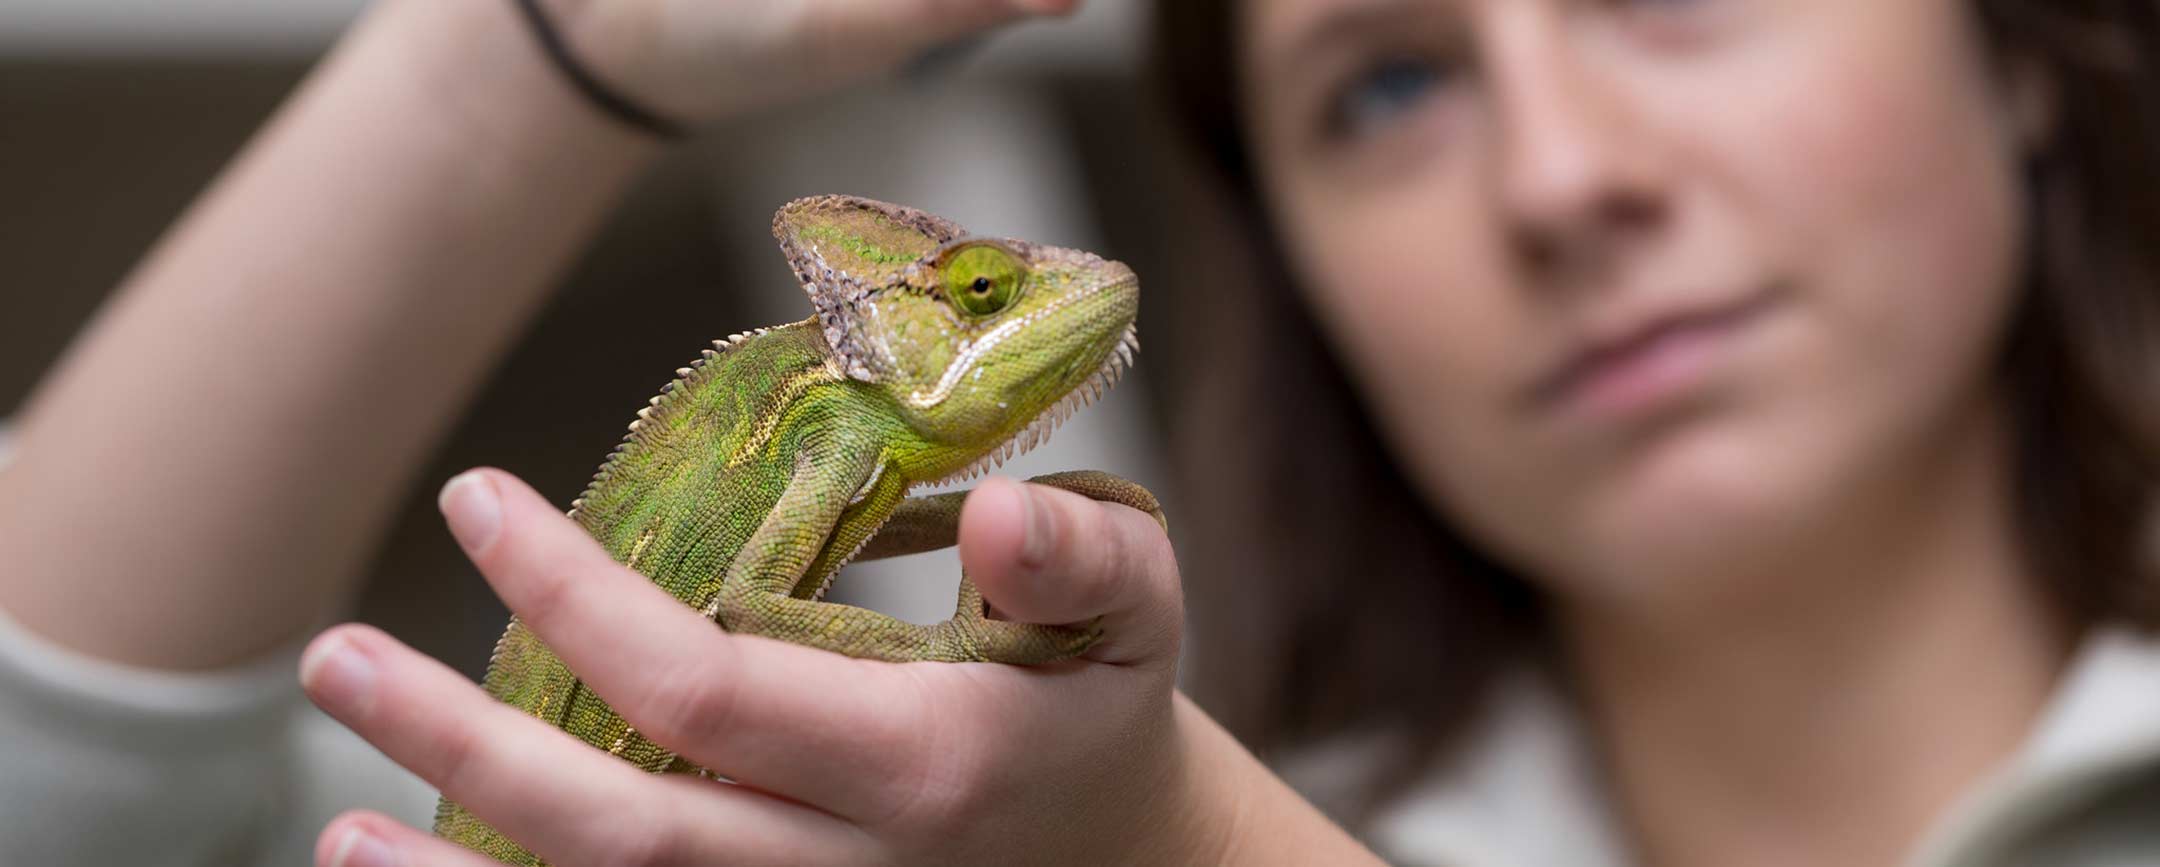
[1148,0,2160,821]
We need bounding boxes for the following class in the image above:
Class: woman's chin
[1555,425,1839,610]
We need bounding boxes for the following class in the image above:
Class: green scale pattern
[433,196,1158,865]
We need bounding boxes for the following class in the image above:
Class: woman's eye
[1328,55,1449,139]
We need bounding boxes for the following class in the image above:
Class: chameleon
[434,195,1163,863]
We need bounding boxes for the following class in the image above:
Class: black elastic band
[511,0,688,139]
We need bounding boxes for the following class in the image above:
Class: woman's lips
[1528,287,1783,424]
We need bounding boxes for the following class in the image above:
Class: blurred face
[1241,0,2036,602]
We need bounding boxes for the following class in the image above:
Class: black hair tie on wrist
[511,0,688,140]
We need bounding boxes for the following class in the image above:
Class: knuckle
[897,743,1010,843]
[867,672,974,828]
[899,764,976,833]
[420,714,490,797]
[517,580,577,632]
[878,748,961,830]
[631,655,738,751]
[854,691,924,765]
[497,548,577,629]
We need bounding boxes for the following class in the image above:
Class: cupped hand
[301,467,1200,866]
[543,0,1082,124]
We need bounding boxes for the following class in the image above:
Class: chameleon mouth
[925,322,1139,487]
[900,270,1132,410]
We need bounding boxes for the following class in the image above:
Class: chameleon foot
[723,469,1157,664]
[719,585,1097,664]
[920,573,1099,664]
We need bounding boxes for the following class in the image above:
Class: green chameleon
[435,195,1163,863]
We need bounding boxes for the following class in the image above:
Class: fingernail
[300,633,377,714]
[439,471,501,552]
[1014,480,1055,571]
[327,826,398,867]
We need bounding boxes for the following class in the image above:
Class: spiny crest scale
[567,325,776,521]
[925,324,1140,487]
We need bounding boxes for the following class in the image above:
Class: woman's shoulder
[1299,628,2160,867]
[1277,668,1631,867]
[1909,625,2160,867]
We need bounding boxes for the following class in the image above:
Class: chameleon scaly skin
[434,196,1158,864]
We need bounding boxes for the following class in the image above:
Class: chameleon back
[436,321,870,863]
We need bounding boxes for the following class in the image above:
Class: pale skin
[0,0,1369,864]
[1244,0,2063,865]
[0,0,2068,866]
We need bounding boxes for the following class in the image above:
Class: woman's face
[1241,0,2037,602]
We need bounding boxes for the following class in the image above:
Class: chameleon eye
[941,242,1024,317]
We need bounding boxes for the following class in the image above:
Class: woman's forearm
[0,0,662,670]
[1165,693,1386,865]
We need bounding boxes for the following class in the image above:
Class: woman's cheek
[1280,180,1552,531]
[1710,0,2024,464]
[1532,0,2031,580]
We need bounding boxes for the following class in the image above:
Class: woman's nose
[1486,9,1667,283]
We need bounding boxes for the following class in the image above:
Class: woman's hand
[546,0,1081,124]
[301,468,1228,866]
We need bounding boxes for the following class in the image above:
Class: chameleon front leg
[781,470,1165,663]
[858,470,1167,563]
[792,459,909,601]
[718,460,1124,663]
[880,471,1162,646]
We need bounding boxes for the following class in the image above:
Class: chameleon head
[869,238,1138,457]
[773,196,1139,480]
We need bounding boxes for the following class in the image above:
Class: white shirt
[0,602,437,866]
[1353,629,2160,866]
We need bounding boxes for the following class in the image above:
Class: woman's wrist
[367,0,668,176]
[1155,693,1383,865]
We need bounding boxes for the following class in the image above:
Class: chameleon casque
[434,195,1163,863]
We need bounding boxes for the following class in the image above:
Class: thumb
[956,475,1182,668]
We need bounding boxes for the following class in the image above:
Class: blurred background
[0,0,1235,678]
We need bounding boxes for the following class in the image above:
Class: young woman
[0,0,2151,865]
[1153,1,2160,864]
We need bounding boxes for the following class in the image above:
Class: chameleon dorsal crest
[772,195,964,380]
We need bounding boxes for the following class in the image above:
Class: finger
[315,811,500,867]
[437,468,967,825]
[956,475,1183,667]
[299,624,869,866]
